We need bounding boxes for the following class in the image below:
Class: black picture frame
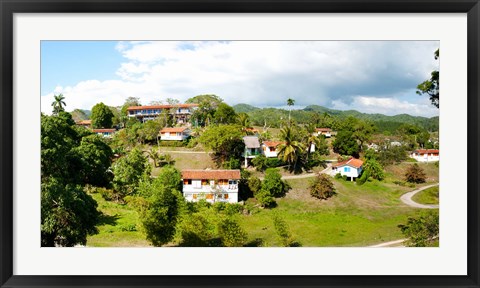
[1,1,479,287]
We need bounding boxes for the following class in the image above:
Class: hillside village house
[76,119,92,128]
[92,128,116,138]
[159,127,191,141]
[314,128,333,138]
[332,158,364,181]
[410,149,439,162]
[181,169,241,203]
[126,103,199,124]
[261,141,284,158]
[243,136,262,167]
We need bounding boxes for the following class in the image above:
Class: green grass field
[412,186,439,205]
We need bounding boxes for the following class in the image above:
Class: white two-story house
[159,127,191,141]
[181,169,241,203]
[92,128,116,138]
[332,158,364,181]
[126,103,199,124]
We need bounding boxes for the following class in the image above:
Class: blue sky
[41,41,439,117]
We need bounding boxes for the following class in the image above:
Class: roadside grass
[412,186,439,205]
[86,192,149,247]
[384,162,439,184]
[239,178,422,247]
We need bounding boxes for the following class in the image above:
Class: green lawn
[86,192,150,247]
[412,186,439,205]
[238,178,423,247]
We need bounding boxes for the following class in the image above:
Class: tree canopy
[417,49,439,108]
[91,102,114,128]
[198,124,245,165]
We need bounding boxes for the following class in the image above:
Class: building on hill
[243,136,262,167]
[314,128,333,138]
[261,141,284,158]
[76,119,92,128]
[159,127,191,141]
[126,103,199,124]
[92,128,116,138]
[181,169,241,203]
[410,149,439,162]
[332,158,363,181]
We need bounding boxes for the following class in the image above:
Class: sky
[41,41,440,117]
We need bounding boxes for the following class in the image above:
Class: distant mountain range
[233,103,439,132]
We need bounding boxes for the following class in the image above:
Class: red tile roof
[414,149,439,154]
[316,128,332,132]
[182,170,241,180]
[93,129,116,133]
[160,127,189,133]
[76,120,92,125]
[127,104,199,110]
[262,141,284,147]
[333,158,363,169]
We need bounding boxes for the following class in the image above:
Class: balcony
[244,150,261,157]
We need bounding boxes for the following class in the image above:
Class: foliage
[41,177,99,247]
[51,94,66,115]
[140,184,183,246]
[398,210,439,247]
[375,145,408,166]
[214,103,237,124]
[404,163,427,183]
[198,124,245,165]
[277,126,305,173]
[91,102,114,129]
[70,135,114,187]
[155,165,182,191]
[272,213,299,247]
[187,94,223,127]
[223,157,241,169]
[417,49,439,108]
[248,176,262,194]
[332,130,359,158]
[112,148,151,197]
[309,174,336,200]
[357,159,385,185]
[218,217,248,247]
[255,189,276,208]
[262,168,290,198]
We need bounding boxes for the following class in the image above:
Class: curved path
[400,183,439,209]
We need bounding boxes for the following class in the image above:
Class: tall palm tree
[237,113,252,134]
[277,126,305,172]
[303,123,322,161]
[51,94,66,115]
[286,98,295,122]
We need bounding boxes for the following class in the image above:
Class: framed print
[1,0,479,287]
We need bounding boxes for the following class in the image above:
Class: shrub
[310,174,336,200]
[223,157,241,169]
[218,217,248,247]
[255,189,276,208]
[272,213,300,247]
[248,176,262,194]
[262,168,290,198]
[251,155,269,171]
[158,140,185,147]
[334,173,343,180]
[405,163,427,183]
[398,210,439,247]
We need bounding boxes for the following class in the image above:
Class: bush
[405,163,427,183]
[272,213,300,247]
[255,189,276,208]
[158,140,185,147]
[218,217,248,247]
[334,173,343,180]
[223,157,241,169]
[248,176,262,194]
[310,174,336,200]
[262,168,290,198]
[398,210,439,247]
[251,155,269,172]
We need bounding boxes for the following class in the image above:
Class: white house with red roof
[410,149,439,162]
[126,103,199,124]
[159,127,191,141]
[332,158,364,181]
[261,141,284,158]
[181,169,241,203]
[92,128,116,138]
[314,128,333,138]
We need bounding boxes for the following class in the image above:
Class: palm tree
[303,123,322,161]
[237,113,252,134]
[51,94,66,115]
[286,98,295,122]
[277,126,305,172]
[144,148,161,168]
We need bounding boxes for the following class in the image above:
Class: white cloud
[41,41,440,117]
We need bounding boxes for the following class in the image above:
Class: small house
[410,149,439,162]
[181,169,241,203]
[243,136,262,166]
[92,128,116,138]
[332,158,364,181]
[159,127,191,141]
[261,141,284,158]
[315,128,333,138]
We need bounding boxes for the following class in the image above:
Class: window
[193,180,201,188]
[344,167,351,172]
[224,194,229,199]
[269,147,275,152]
[201,179,208,185]
[183,179,192,185]
[193,194,197,199]
[219,179,228,185]
[206,194,214,199]
[228,180,237,185]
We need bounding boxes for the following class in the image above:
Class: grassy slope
[412,186,439,205]
[87,192,149,247]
